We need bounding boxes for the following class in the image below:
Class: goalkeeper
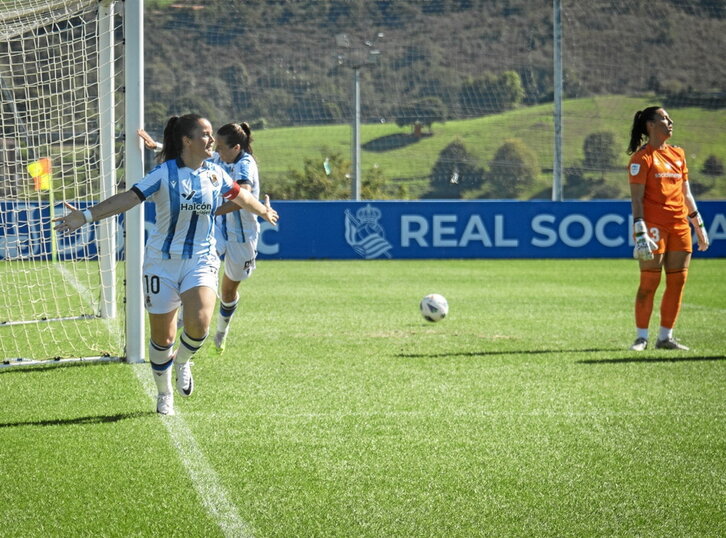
[55,114,279,416]
[626,106,709,351]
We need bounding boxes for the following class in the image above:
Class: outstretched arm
[137,128,162,151]
[215,184,252,216]
[231,191,278,225]
[53,190,143,233]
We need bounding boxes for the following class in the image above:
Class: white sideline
[131,364,254,538]
[55,263,252,537]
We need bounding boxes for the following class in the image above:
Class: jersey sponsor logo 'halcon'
[180,202,212,214]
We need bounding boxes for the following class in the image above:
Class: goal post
[0,0,144,366]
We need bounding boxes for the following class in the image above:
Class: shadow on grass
[0,358,123,375]
[577,355,726,364]
[396,348,621,359]
[0,410,153,429]
[362,132,431,152]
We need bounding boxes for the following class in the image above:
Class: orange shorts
[647,223,692,254]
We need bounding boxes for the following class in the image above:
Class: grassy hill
[253,96,726,200]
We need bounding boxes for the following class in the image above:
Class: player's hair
[217,122,253,156]
[627,106,662,154]
[158,113,205,163]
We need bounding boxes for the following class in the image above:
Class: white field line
[131,364,254,538]
[56,263,253,538]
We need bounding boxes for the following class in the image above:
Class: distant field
[254,96,726,199]
[2,259,725,536]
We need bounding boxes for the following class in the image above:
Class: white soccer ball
[420,293,448,322]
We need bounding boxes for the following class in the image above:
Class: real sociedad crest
[344,204,392,259]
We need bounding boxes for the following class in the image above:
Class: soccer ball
[420,293,448,322]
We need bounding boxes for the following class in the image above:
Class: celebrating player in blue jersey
[139,122,268,353]
[54,114,279,415]
[209,122,261,352]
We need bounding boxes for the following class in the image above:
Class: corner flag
[27,157,52,190]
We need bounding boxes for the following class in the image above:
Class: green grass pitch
[1,259,724,536]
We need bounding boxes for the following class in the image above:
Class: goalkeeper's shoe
[655,337,689,350]
[214,331,227,354]
[629,337,648,351]
[174,360,194,397]
[156,393,175,416]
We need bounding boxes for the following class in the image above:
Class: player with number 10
[55,114,279,415]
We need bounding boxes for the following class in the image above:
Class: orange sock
[661,269,688,329]
[635,269,661,330]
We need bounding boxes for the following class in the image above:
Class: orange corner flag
[27,157,52,191]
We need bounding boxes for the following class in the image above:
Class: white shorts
[218,233,258,282]
[142,252,220,314]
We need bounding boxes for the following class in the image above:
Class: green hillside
[253,95,726,200]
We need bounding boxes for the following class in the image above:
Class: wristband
[83,208,94,224]
[633,218,648,235]
[688,211,699,219]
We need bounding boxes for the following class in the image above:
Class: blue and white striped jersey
[131,158,240,260]
[211,151,260,243]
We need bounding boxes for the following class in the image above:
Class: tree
[395,96,447,132]
[459,70,524,116]
[702,154,724,176]
[487,138,538,198]
[583,131,617,178]
[426,139,484,198]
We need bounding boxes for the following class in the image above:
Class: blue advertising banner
[1,200,724,260]
[256,201,726,259]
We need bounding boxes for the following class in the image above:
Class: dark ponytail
[217,122,253,156]
[627,106,661,154]
[158,113,204,163]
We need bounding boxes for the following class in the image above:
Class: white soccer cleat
[174,360,194,397]
[629,337,648,351]
[156,393,175,415]
[214,331,227,353]
[655,338,689,351]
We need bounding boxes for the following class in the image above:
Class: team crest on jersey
[629,163,640,176]
[210,174,219,187]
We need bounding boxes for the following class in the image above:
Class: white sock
[149,339,173,395]
[216,295,239,334]
[658,326,673,341]
[636,328,649,340]
[175,331,207,365]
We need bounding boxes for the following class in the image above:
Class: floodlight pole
[552,0,564,201]
[352,67,361,200]
[337,32,382,201]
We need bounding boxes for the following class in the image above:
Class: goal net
[0,0,124,364]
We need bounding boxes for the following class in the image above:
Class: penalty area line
[131,363,254,538]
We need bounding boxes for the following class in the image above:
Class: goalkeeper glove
[689,211,710,251]
[633,218,657,261]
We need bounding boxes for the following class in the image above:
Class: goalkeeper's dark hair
[158,113,205,163]
[627,106,662,155]
[217,122,253,155]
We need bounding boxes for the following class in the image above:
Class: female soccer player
[627,106,709,351]
[139,123,266,352]
[209,122,261,352]
[55,114,279,415]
